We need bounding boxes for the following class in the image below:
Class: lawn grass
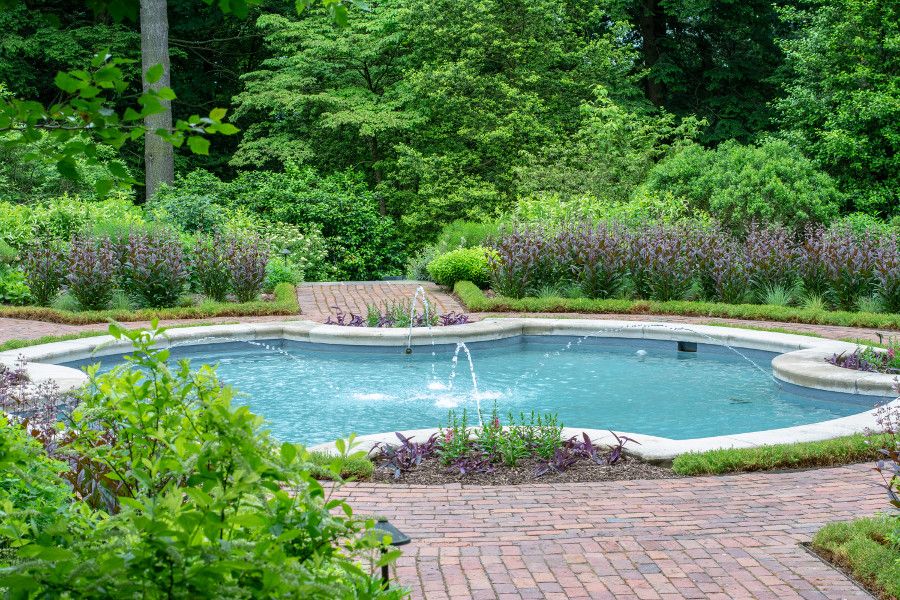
[671,434,880,475]
[305,450,374,481]
[0,283,299,325]
[454,281,900,330]
[813,515,900,600]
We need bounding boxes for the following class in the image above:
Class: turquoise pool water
[64,336,875,444]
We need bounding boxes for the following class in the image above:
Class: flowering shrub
[487,229,547,298]
[66,236,118,310]
[21,244,66,305]
[631,224,694,301]
[823,228,877,310]
[120,230,189,308]
[224,235,269,302]
[744,223,797,299]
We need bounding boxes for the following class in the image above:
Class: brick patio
[342,464,880,599]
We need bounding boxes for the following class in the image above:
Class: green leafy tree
[515,87,703,203]
[775,0,900,215]
[611,0,787,142]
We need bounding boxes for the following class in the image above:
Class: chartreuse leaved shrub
[427,247,493,288]
[0,324,404,598]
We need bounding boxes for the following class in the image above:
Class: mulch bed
[371,456,677,485]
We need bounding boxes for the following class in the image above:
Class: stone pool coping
[3,318,897,460]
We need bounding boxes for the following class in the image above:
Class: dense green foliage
[637,139,842,231]
[0,325,401,597]
[427,248,492,288]
[0,0,897,270]
[775,0,899,215]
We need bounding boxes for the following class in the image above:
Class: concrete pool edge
[3,318,897,460]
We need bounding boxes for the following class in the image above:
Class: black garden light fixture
[279,247,291,265]
[373,517,411,588]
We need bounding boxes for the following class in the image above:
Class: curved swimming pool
[61,335,877,445]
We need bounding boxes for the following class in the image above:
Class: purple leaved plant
[67,236,118,310]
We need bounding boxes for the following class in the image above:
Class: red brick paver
[341,464,880,599]
[297,281,468,323]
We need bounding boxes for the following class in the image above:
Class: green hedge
[454,281,900,329]
[671,435,878,475]
[0,283,299,325]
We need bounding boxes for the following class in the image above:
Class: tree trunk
[140,0,174,201]
[638,0,666,105]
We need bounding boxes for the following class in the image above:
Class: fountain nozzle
[404,347,412,355]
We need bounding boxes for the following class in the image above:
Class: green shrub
[165,167,406,280]
[0,325,401,597]
[264,260,303,292]
[636,139,842,231]
[148,188,224,234]
[427,247,492,288]
[0,269,31,305]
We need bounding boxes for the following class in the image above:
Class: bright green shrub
[0,325,401,597]
[636,139,842,231]
[427,247,492,288]
[0,240,16,267]
[264,260,303,292]
[406,220,499,280]
[0,202,34,249]
[148,189,224,233]
[0,269,31,305]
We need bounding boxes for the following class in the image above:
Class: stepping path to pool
[296,280,468,323]
[340,463,881,599]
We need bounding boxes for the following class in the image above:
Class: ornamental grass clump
[225,234,269,302]
[21,244,66,305]
[633,224,694,301]
[744,223,797,301]
[876,237,900,313]
[571,223,628,299]
[193,235,231,301]
[120,230,189,308]
[488,228,544,298]
[822,227,878,310]
[66,236,117,310]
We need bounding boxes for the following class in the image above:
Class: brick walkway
[297,281,468,323]
[342,464,881,599]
